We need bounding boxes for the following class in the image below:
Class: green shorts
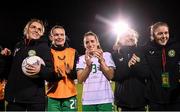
[82,103,113,111]
[48,96,77,111]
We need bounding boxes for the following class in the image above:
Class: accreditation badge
[161,72,170,88]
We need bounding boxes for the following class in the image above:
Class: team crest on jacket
[28,50,36,56]
[168,49,175,57]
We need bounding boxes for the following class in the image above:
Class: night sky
[0,0,179,55]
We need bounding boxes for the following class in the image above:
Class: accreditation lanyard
[162,47,166,72]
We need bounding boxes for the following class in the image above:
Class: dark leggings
[6,101,45,111]
[149,101,180,111]
[117,106,146,111]
[0,100,5,111]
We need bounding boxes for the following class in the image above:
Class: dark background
[0,0,179,55]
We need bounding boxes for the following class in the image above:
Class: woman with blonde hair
[112,28,148,111]
[5,19,60,111]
